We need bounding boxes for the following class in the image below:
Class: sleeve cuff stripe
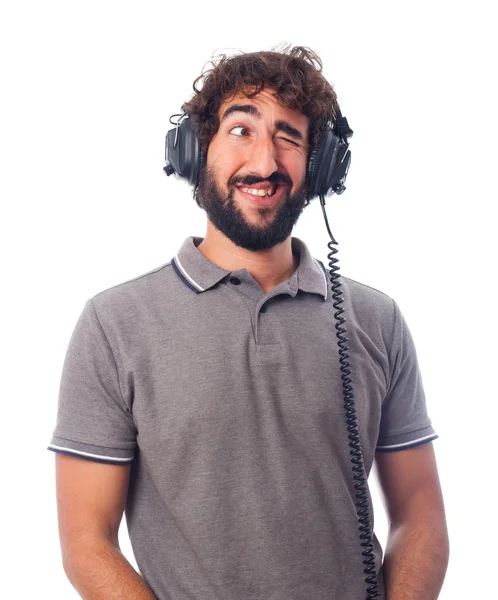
[47,444,134,463]
[376,433,439,451]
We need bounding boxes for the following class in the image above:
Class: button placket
[254,299,270,343]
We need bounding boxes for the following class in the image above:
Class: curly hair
[181,43,340,206]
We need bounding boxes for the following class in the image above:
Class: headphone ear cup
[164,115,201,187]
[306,125,351,200]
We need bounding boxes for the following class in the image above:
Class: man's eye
[229,126,248,137]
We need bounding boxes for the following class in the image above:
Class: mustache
[230,174,291,187]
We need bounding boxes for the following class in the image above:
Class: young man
[48,46,449,600]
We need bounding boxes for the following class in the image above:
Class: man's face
[196,87,310,251]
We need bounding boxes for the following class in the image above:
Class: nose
[244,133,278,180]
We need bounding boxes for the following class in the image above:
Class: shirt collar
[171,236,328,300]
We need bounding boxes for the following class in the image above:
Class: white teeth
[240,186,276,197]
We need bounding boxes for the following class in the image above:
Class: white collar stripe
[175,254,205,291]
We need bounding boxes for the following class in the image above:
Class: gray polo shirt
[48,235,438,600]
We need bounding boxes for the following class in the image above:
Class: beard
[195,164,309,252]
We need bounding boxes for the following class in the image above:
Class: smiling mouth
[236,184,278,198]
[235,184,287,206]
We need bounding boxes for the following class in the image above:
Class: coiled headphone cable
[320,194,381,600]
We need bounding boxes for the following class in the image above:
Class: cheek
[205,159,236,193]
[290,156,308,188]
[210,159,243,189]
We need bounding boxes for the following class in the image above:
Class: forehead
[218,87,309,133]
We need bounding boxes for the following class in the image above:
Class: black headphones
[163,105,353,202]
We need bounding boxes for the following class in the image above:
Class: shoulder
[340,275,395,316]
[333,274,398,346]
[89,259,178,325]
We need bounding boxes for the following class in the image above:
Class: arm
[56,453,156,600]
[375,442,449,600]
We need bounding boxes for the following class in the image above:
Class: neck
[197,223,299,295]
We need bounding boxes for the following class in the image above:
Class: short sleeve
[47,298,137,464]
[376,300,438,452]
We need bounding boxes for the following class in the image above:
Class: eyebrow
[220,104,305,144]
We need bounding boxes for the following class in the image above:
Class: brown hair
[181,43,340,205]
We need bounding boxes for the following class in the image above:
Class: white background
[1,1,496,598]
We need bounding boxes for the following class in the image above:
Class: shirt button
[229,276,241,285]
